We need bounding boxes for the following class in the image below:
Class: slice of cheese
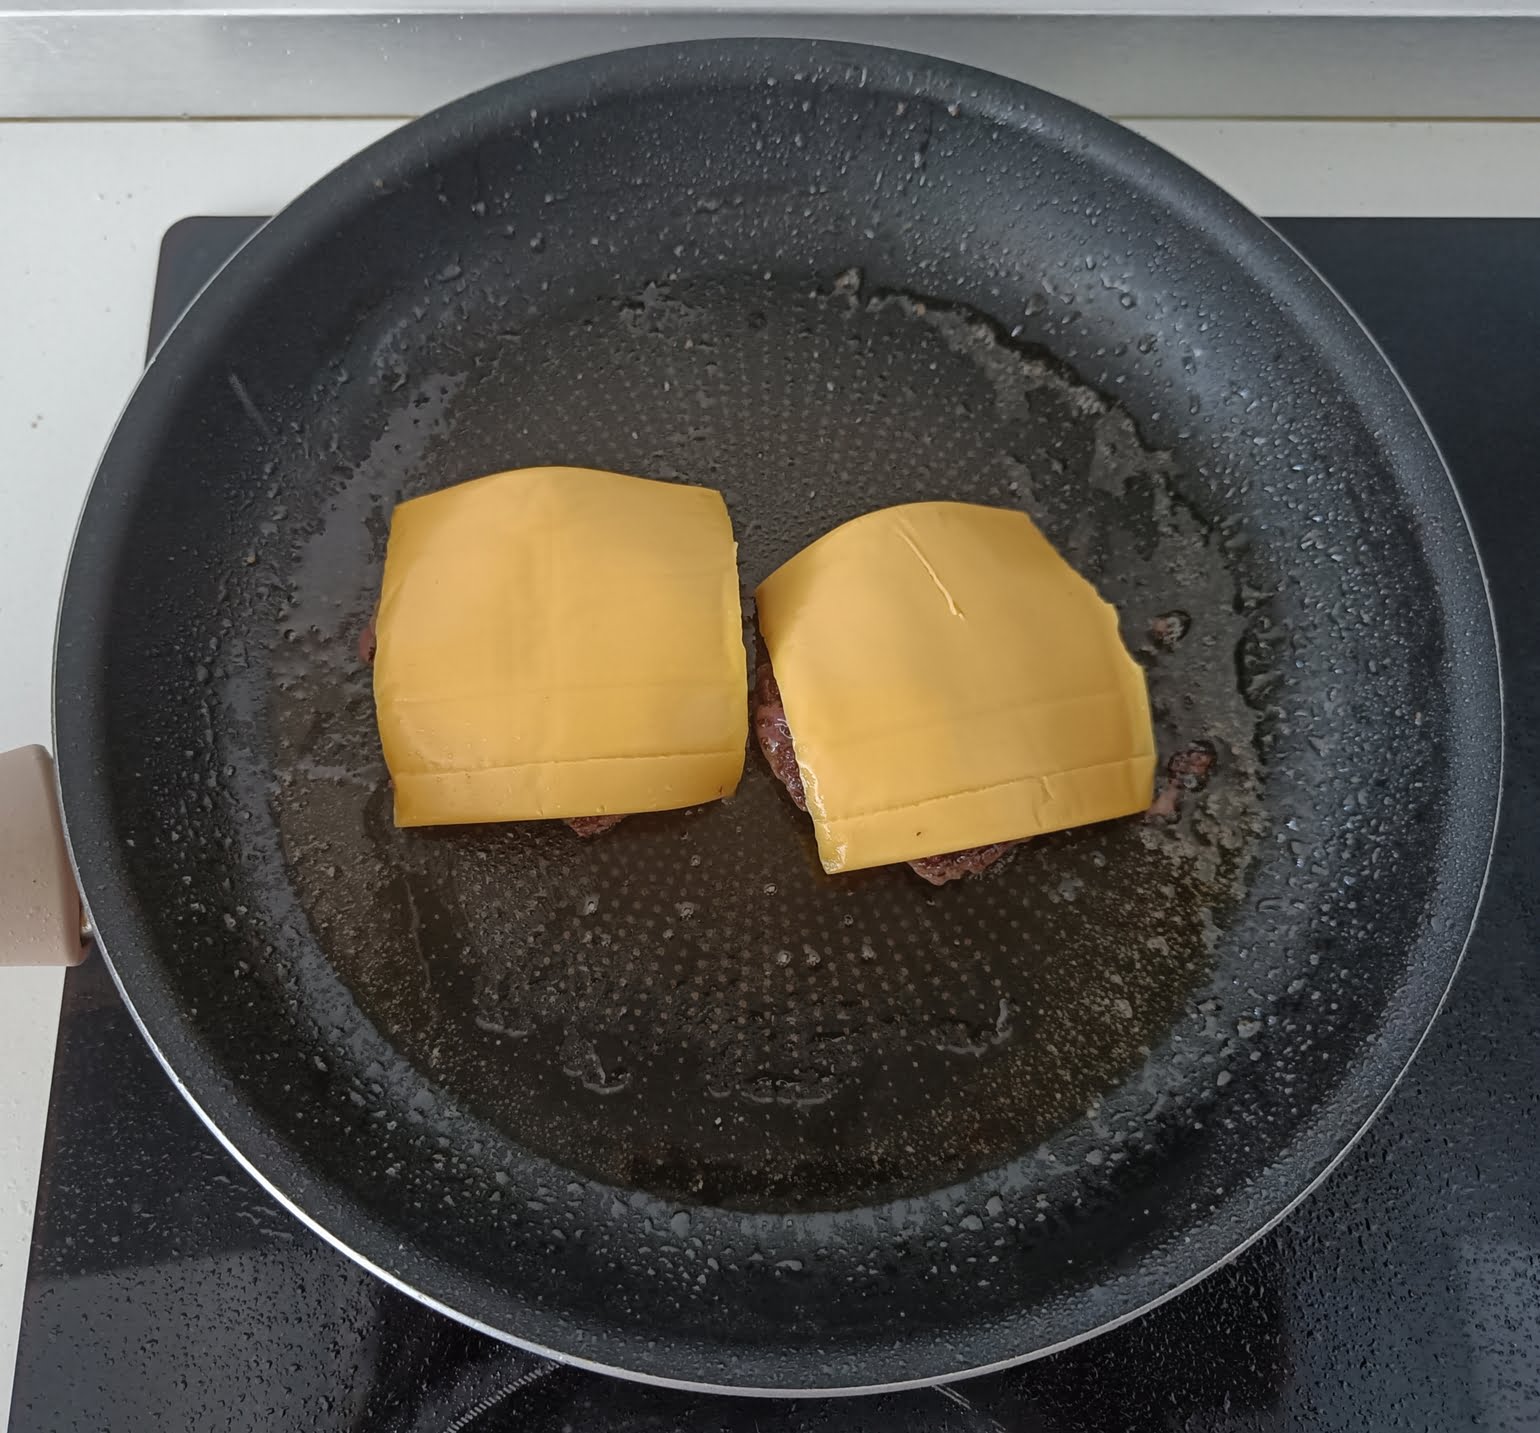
[755,502,1155,873]
[374,466,747,828]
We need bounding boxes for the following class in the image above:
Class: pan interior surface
[56,41,1499,1390]
[269,269,1263,1212]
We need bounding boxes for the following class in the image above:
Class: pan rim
[52,36,1504,1394]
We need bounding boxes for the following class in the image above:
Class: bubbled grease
[261,268,1264,1211]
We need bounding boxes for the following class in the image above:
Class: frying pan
[0,39,1500,1393]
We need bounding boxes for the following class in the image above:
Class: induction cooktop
[8,216,1540,1433]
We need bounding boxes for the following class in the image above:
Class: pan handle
[0,745,89,967]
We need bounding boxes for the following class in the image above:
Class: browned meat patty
[565,814,626,838]
[752,661,807,811]
[754,649,1216,881]
[753,652,1022,884]
[907,842,1021,886]
[358,610,378,665]
[360,605,624,838]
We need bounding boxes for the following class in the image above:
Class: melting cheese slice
[374,466,747,828]
[755,502,1155,873]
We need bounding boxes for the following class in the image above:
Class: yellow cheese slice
[374,466,748,828]
[755,502,1155,873]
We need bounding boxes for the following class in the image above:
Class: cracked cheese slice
[374,466,747,828]
[755,502,1155,873]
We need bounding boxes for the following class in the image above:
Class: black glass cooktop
[9,217,1540,1432]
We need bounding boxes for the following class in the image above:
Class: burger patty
[364,607,1215,857]
[564,814,627,838]
[751,660,807,810]
[754,656,1217,883]
[907,842,1022,886]
[753,657,1023,885]
[360,609,623,839]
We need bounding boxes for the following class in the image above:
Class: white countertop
[4,109,1540,1425]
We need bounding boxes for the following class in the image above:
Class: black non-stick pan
[7,39,1500,1392]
